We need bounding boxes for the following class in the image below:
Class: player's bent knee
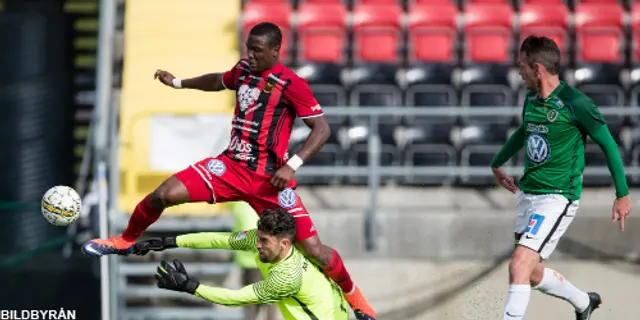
[296,236,332,265]
[152,176,190,208]
[509,245,540,283]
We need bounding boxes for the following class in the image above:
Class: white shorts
[514,193,579,260]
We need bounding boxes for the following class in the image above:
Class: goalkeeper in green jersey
[133,208,351,320]
[490,35,632,320]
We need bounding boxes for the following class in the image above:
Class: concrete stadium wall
[172,187,640,319]
[215,259,640,320]
[298,188,640,261]
[347,259,640,319]
[261,187,640,319]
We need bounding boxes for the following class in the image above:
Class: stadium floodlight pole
[94,0,118,319]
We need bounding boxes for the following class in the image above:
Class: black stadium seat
[345,122,398,185]
[457,123,510,187]
[399,125,456,186]
[573,64,626,125]
[459,64,514,125]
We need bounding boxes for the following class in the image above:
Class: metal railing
[114,106,640,253]
[296,106,640,251]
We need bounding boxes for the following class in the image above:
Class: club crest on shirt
[546,109,559,122]
[263,81,274,94]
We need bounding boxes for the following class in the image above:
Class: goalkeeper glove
[133,237,177,255]
[155,259,200,294]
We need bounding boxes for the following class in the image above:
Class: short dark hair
[519,35,561,75]
[249,22,282,48]
[257,208,296,241]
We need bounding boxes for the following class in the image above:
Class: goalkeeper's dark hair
[258,208,296,241]
[249,22,282,48]
[520,35,561,75]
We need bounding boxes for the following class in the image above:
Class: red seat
[407,4,458,62]
[241,2,292,61]
[297,3,347,63]
[574,4,624,63]
[352,3,402,63]
[412,0,454,4]
[463,3,514,63]
[521,0,564,4]
[300,0,343,3]
[575,0,619,3]
[466,0,511,3]
[631,6,640,62]
[355,0,401,3]
[519,4,569,52]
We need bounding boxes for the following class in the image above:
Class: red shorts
[173,154,317,241]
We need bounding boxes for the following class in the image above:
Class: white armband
[286,155,304,171]
[172,78,182,88]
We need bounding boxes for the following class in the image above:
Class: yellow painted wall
[118,0,240,215]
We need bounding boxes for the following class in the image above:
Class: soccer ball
[41,185,82,227]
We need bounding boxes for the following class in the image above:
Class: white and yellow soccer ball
[41,185,82,227]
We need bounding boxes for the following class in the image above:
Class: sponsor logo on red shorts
[278,188,298,209]
[206,159,226,176]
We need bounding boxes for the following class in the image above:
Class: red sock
[121,194,164,242]
[321,249,355,294]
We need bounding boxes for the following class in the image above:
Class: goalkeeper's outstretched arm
[134,230,259,254]
[177,229,259,253]
[195,266,301,307]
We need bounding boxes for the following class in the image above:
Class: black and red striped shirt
[221,59,323,175]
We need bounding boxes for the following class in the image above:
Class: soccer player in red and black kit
[81,22,376,319]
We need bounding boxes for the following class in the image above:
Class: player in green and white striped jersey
[134,208,352,320]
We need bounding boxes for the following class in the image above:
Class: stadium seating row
[241,1,639,65]
[244,0,639,10]
[306,71,640,110]
[289,121,640,186]
[242,1,640,108]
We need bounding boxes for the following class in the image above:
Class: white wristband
[286,155,304,171]
[172,78,182,88]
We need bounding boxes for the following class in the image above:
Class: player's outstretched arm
[574,99,631,230]
[573,100,629,198]
[490,125,525,169]
[178,229,259,252]
[154,69,227,92]
[134,229,259,255]
[588,126,628,197]
[297,116,331,163]
[195,267,301,307]
[490,125,525,193]
[270,76,330,189]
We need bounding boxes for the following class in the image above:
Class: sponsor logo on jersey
[237,84,261,112]
[236,230,248,240]
[278,188,298,209]
[552,97,565,108]
[526,134,550,164]
[526,123,548,134]
[228,136,253,153]
[206,159,226,176]
[228,136,256,162]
